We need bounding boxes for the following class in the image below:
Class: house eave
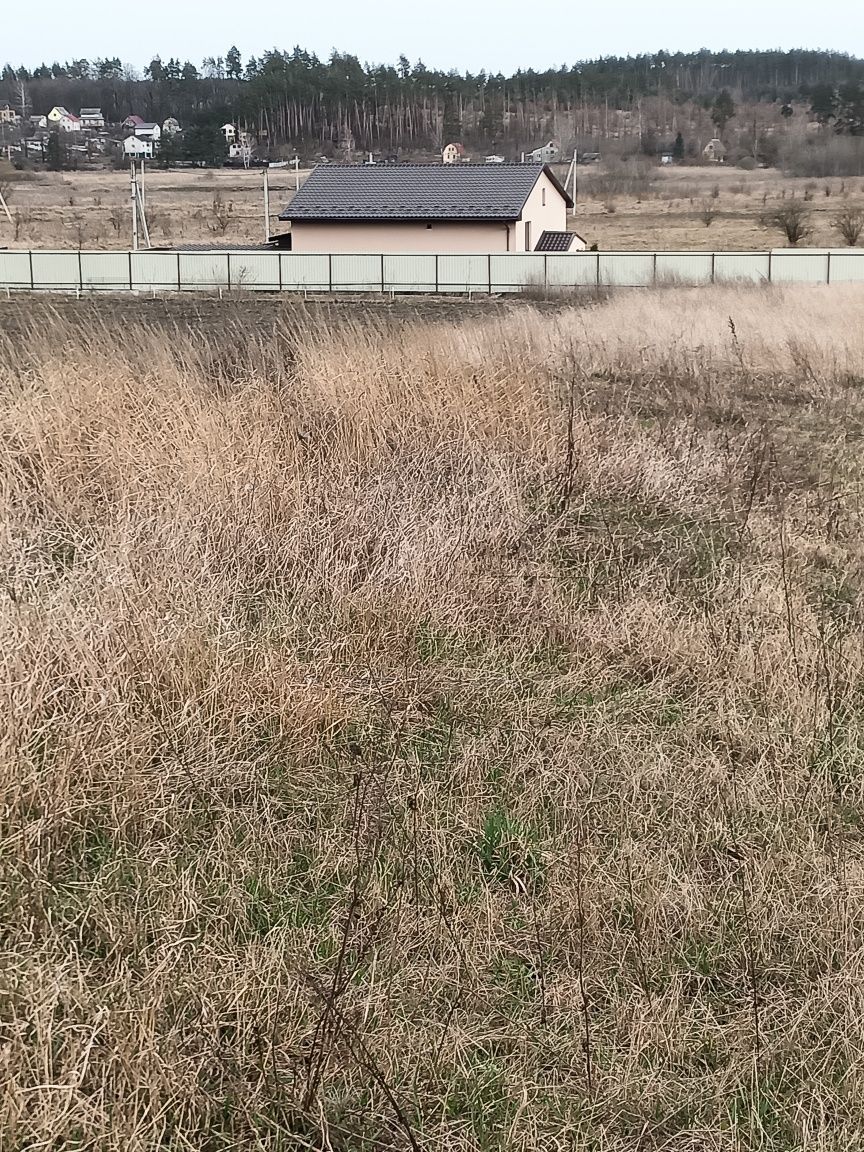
[280,214,520,224]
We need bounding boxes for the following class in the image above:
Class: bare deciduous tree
[209,193,234,234]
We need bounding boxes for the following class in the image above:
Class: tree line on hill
[4,48,864,155]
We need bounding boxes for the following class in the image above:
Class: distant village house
[527,141,559,164]
[703,138,726,163]
[123,136,153,159]
[442,142,465,164]
[47,106,81,132]
[79,107,105,130]
[135,122,161,142]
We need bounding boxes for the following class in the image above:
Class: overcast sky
[5,0,862,74]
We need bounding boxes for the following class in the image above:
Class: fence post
[544,254,548,291]
[227,253,232,292]
[381,253,385,294]
[596,252,600,289]
[328,253,333,293]
[29,250,34,292]
[488,253,492,295]
[768,251,773,284]
[827,251,832,285]
[177,252,182,292]
[278,252,283,293]
[653,252,657,286]
[78,249,83,293]
[435,253,439,294]
[128,250,133,291]
[711,252,716,284]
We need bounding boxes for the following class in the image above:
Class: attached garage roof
[535,230,579,252]
[280,164,572,222]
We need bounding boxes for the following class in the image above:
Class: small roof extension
[280,163,572,223]
[535,230,584,252]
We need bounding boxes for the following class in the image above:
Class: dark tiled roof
[170,243,275,252]
[280,164,572,222]
[535,230,577,252]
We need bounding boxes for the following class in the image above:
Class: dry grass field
[2,163,864,251]
[4,284,864,1150]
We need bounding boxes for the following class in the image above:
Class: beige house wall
[512,170,569,251]
[289,170,570,253]
[290,220,513,253]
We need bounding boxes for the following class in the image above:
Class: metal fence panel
[226,252,281,290]
[771,250,830,283]
[80,251,130,290]
[656,253,714,285]
[280,254,330,290]
[383,255,437,292]
[599,253,655,287]
[546,253,600,287]
[31,251,81,289]
[6,248,864,295]
[828,252,864,283]
[490,254,545,291]
[132,252,181,290]
[331,254,382,291]
[0,251,33,288]
[178,253,230,290]
[713,253,770,282]
[438,255,489,292]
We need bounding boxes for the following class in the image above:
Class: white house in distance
[162,116,181,136]
[280,164,582,254]
[703,138,726,162]
[442,142,465,164]
[79,107,105,130]
[135,122,161,142]
[0,104,20,125]
[526,140,559,163]
[47,106,81,132]
[123,136,153,159]
[221,123,237,142]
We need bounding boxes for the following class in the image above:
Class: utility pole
[294,154,300,191]
[263,164,270,243]
[130,159,139,251]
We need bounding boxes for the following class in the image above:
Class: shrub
[833,207,864,246]
[766,201,812,246]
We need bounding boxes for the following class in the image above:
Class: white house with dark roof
[279,164,574,254]
[79,107,105,130]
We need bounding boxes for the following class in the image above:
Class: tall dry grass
[4,287,864,1150]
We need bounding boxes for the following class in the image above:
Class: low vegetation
[3,286,864,1149]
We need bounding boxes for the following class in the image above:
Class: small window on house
[542,188,546,206]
